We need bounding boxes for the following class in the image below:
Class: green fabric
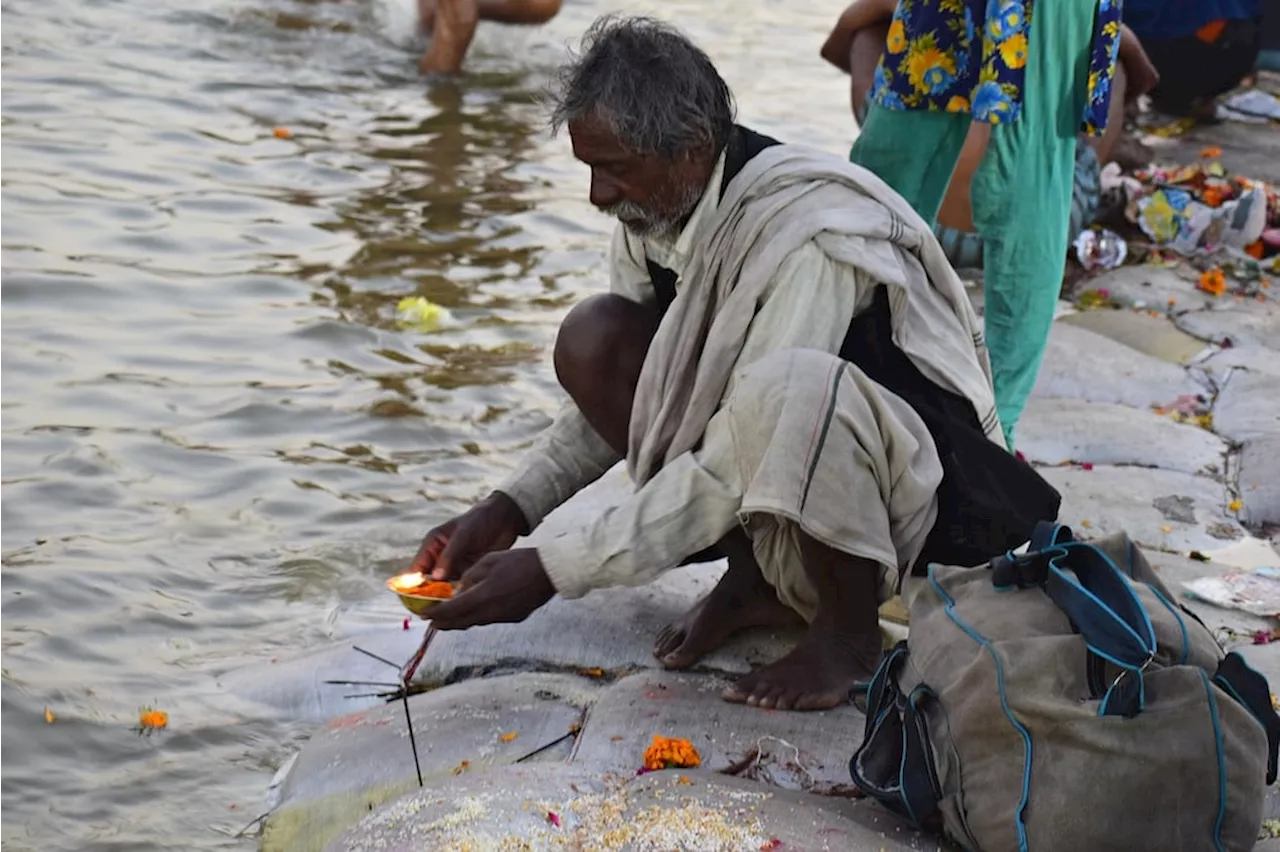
[849,0,1097,448]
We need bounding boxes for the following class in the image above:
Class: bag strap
[991,536,1158,717]
[1214,652,1280,785]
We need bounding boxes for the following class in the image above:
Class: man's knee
[731,349,841,407]
[553,293,658,402]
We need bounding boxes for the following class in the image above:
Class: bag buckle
[990,551,1048,590]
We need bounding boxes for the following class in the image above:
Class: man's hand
[412,491,529,581]
[427,548,556,630]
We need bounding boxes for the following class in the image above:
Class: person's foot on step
[653,565,800,670]
[722,625,882,712]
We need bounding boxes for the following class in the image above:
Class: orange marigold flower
[1197,267,1227,297]
[1245,240,1264,259]
[499,731,518,742]
[139,709,168,729]
[643,735,702,771]
[1201,186,1227,208]
[1199,146,1223,158]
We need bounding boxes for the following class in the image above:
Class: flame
[390,571,425,591]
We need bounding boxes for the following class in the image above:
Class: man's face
[568,113,711,240]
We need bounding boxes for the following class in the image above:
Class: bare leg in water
[554,293,882,710]
[417,0,562,74]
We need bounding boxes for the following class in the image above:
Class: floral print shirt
[870,0,1122,136]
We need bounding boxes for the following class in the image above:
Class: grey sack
[851,524,1280,852]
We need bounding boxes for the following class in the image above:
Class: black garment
[647,126,1059,573]
[1144,18,1262,116]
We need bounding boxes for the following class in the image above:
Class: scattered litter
[402,617,410,631]
[44,707,55,724]
[395,297,456,333]
[1263,818,1280,839]
[272,127,292,139]
[546,810,562,828]
[1254,629,1280,646]
[1080,519,1093,529]
[1216,89,1280,122]
[579,667,605,678]
[451,760,471,775]
[1073,228,1127,270]
[1184,567,1280,618]
[499,731,519,743]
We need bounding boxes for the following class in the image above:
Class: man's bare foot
[723,625,882,711]
[653,562,801,670]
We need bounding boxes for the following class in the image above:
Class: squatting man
[417,15,1034,711]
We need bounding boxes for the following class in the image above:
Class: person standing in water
[417,0,562,74]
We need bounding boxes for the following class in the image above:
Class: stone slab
[1038,465,1244,554]
[1032,322,1204,409]
[263,673,600,852]
[1214,371,1280,444]
[325,765,936,852]
[1072,265,1211,313]
[1176,302,1280,352]
[1061,309,1209,365]
[1239,437,1280,527]
[1018,398,1227,477]
[1201,345,1280,381]
[571,670,865,793]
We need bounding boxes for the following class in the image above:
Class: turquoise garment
[851,0,1096,447]
[870,0,1122,136]
[934,143,1101,270]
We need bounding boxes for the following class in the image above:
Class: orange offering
[1197,267,1227,297]
[643,735,702,770]
[273,127,292,139]
[412,580,454,599]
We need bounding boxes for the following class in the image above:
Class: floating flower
[1228,499,1243,513]
[273,127,292,139]
[642,735,702,771]
[139,708,168,731]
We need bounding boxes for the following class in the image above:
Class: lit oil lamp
[387,570,455,618]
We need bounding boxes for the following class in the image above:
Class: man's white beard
[604,181,704,241]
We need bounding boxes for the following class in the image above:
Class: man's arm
[820,0,897,74]
[536,244,874,596]
[495,225,655,530]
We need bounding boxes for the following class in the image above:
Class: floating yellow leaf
[1161,525,1173,534]
[395,296,454,333]
[1228,499,1243,513]
[44,707,55,724]
[1080,519,1093,529]
[499,731,518,742]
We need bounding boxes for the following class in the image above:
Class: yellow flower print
[998,32,1027,69]
[906,45,958,96]
[887,19,907,54]
[946,95,970,112]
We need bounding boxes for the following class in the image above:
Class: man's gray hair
[548,16,736,160]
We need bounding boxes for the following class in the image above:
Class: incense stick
[401,691,424,787]
[352,645,401,669]
[514,723,582,763]
[325,680,400,688]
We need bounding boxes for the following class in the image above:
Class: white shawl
[627,144,1005,485]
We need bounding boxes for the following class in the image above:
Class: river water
[0,0,852,847]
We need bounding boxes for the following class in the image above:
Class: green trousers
[849,1,1096,448]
